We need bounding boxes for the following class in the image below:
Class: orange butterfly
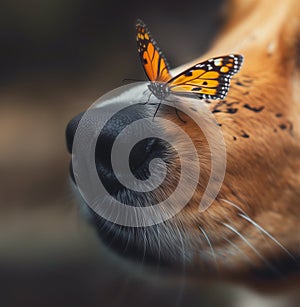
[136,19,243,101]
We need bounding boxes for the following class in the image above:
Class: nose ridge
[65,105,150,154]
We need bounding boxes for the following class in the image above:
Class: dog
[66,0,300,289]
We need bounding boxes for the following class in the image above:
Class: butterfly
[136,19,243,103]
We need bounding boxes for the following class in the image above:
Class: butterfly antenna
[122,78,144,84]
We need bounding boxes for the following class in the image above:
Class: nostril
[129,138,160,178]
[65,112,84,153]
[95,136,166,193]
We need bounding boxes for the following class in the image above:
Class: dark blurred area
[0,0,298,306]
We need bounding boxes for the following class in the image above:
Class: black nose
[66,112,84,154]
[66,104,167,195]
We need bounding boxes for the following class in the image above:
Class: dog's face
[66,67,300,286]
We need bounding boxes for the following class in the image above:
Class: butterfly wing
[136,19,172,82]
[167,54,244,99]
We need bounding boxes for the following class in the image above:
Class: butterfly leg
[140,92,153,105]
[152,101,162,120]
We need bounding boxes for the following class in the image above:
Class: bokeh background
[0,0,298,306]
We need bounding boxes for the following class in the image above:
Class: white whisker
[222,237,252,264]
[157,225,161,265]
[141,227,147,265]
[221,198,296,263]
[238,213,296,262]
[220,198,248,216]
[222,222,278,273]
[199,226,218,270]
[123,229,132,253]
[175,222,186,263]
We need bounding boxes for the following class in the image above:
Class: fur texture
[69,0,300,289]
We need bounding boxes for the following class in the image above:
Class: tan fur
[156,0,300,287]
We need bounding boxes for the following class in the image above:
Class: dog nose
[66,104,166,194]
[66,112,84,154]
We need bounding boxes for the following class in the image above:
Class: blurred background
[0,0,298,306]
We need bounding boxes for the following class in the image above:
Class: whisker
[238,213,296,262]
[219,198,273,250]
[156,225,161,267]
[175,222,186,264]
[141,226,147,266]
[220,198,248,216]
[199,226,218,270]
[123,228,132,254]
[221,198,294,261]
[222,222,279,274]
[222,237,252,264]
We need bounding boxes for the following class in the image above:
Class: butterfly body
[136,19,243,102]
[148,82,170,100]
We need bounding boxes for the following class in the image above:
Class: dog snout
[66,104,167,195]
